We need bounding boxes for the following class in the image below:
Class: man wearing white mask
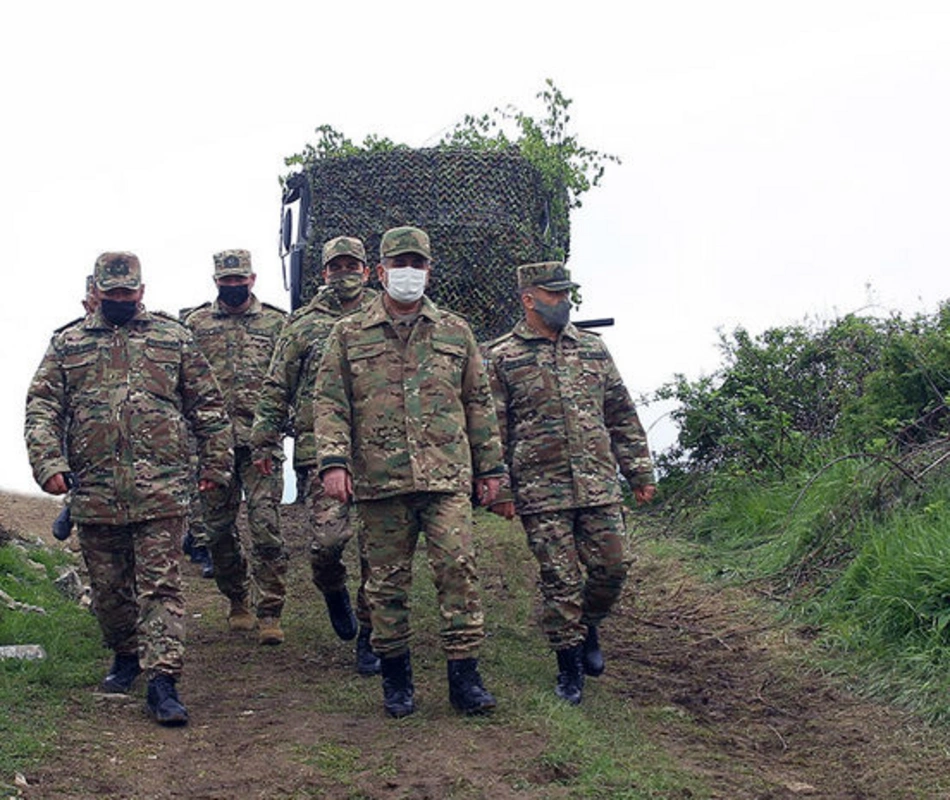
[313,225,506,719]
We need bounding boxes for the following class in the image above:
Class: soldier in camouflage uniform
[24,252,233,726]
[251,236,380,674]
[181,249,288,645]
[485,262,657,705]
[314,226,505,718]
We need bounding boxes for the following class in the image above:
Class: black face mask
[534,297,571,331]
[100,299,138,326]
[218,284,250,307]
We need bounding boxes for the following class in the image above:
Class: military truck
[278,146,572,342]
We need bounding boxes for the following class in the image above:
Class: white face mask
[384,266,427,303]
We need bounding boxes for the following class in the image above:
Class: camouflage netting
[298,147,570,341]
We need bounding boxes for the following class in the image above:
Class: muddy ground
[3,490,950,799]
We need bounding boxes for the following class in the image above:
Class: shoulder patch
[54,316,86,334]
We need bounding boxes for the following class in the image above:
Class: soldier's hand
[474,477,501,507]
[322,467,352,504]
[197,478,221,492]
[43,473,70,496]
[634,484,657,505]
[253,457,274,476]
[489,500,516,520]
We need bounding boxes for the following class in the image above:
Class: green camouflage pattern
[182,294,287,616]
[516,261,579,291]
[251,286,377,468]
[313,293,505,500]
[181,295,287,447]
[322,236,366,265]
[79,518,187,677]
[94,251,142,291]
[25,307,233,524]
[358,493,485,658]
[197,447,288,614]
[379,226,431,259]
[213,249,253,277]
[521,505,630,649]
[304,470,371,624]
[486,320,655,514]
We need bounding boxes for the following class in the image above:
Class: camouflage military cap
[322,236,366,266]
[213,249,253,278]
[517,261,579,291]
[380,226,431,260]
[94,252,142,291]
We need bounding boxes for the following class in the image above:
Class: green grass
[665,452,950,726]
[0,541,103,781]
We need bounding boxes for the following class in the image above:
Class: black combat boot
[447,658,497,715]
[555,645,585,705]
[356,626,381,675]
[582,624,605,677]
[190,545,214,579]
[380,650,415,718]
[100,653,141,694]
[324,589,358,641]
[146,674,189,726]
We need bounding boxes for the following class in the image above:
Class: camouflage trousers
[521,504,630,650]
[199,446,287,618]
[78,517,186,679]
[358,492,485,659]
[304,470,371,625]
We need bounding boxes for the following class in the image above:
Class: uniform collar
[512,318,580,343]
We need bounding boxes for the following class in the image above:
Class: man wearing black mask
[25,251,233,725]
[182,250,288,645]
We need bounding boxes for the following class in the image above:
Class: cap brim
[383,248,430,259]
[537,280,579,291]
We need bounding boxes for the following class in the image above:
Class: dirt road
[4,492,950,799]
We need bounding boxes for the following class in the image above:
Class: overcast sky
[3,1,949,496]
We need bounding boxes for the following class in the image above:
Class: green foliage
[655,305,950,479]
[284,79,619,261]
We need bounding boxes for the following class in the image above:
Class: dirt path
[5,492,950,799]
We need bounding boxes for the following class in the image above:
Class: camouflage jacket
[24,306,233,524]
[486,320,655,514]
[251,287,377,468]
[181,295,286,448]
[314,294,505,500]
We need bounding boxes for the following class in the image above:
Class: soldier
[25,252,232,726]
[485,262,657,705]
[182,250,288,645]
[252,236,380,673]
[314,226,505,718]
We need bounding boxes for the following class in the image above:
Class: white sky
[3,1,949,495]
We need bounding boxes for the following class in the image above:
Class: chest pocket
[430,338,467,382]
[143,339,181,399]
[62,344,100,394]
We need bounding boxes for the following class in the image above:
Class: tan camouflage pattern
[516,261,579,291]
[521,505,630,649]
[486,320,655,514]
[94,251,142,291]
[313,293,505,499]
[358,493,485,658]
[251,287,377,469]
[181,295,286,447]
[322,236,366,266]
[213,249,253,277]
[79,517,187,677]
[25,306,233,524]
[379,226,431,259]
[182,294,287,616]
[304,470,371,624]
[199,448,287,617]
